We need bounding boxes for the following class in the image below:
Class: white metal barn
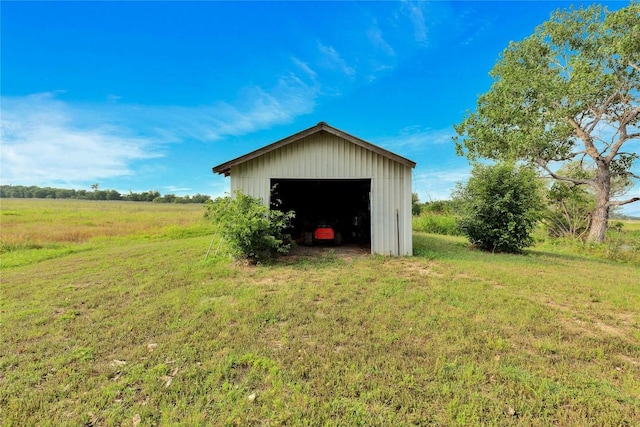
[212,122,416,256]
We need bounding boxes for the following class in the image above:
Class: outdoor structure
[212,122,416,256]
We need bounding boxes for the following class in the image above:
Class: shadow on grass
[412,233,473,260]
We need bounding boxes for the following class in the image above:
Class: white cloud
[0,75,318,187]
[292,57,318,81]
[402,1,428,44]
[163,186,192,194]
[367,19,396,57]
[0,93,160,187]
[317,42,356,77]
[379,126,457,154]
[107,73,317,144]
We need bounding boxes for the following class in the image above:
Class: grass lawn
[1,199,639,426]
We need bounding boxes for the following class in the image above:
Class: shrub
[205,191,295,264]
[422,200,457,215]
[412,193,422,216]
[453,163,543,253]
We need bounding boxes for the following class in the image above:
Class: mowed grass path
[1,200,639,426]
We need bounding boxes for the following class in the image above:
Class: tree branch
[536,159,592,186]
[608,197,640,207]
[606,111,640,163]
[585,90,621,134]
[622,170,640,180]
[622,105,640,127]
[563,116,601,162]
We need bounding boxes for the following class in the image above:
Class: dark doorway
[270,179,371,246]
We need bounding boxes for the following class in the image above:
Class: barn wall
[229,132,413,255]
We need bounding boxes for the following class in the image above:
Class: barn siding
[229,132,412,255]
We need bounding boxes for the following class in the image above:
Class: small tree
[205,190,295,264]
[542,162,594,238]
[544,181,594,238]
[453,163,543,253]
[412,193,422,216]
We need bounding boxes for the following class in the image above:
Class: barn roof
[212,122,416,176]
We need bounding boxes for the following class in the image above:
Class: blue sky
[1,1,637,215]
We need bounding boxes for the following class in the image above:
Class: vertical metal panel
[229,132,413,255]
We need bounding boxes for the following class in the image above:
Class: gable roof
[212,122,416,176]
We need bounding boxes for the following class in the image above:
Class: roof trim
[212,122,416,176]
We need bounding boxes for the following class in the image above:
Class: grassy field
[1,199,639,426]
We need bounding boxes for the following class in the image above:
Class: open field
[0,199,213,268]
[1,200,639,426]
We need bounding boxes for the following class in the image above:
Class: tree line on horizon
[0,185,212,204]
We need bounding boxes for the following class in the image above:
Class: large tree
[454,4,639,242]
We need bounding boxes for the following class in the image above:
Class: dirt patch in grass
[391,258,444,278]
[283,243,370,261]
[594,321,627,338]
[544,298,636,343]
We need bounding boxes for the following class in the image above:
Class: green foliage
[542,162,596,238]
[413,213,461,236]
[453,163,543,253]
[411,192,422,216]
[536,225,640,265]
[422,200,457,215]
[413,201,461,236]
[544,180,594,238]
[205,191,295,264]
[454,3,640,242]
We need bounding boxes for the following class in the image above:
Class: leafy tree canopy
[454,3,639,242]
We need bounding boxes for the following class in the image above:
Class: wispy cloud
[0,74,318,187]
[114,72,318,143]
[379,126,457,154]
[317,42,356,77]
[367,19,396,57]
[414,168,471,201]
[163,186,192,194]
[1,93,160,187]
[402,1,428,44]
[454,6,494,46]
[377,124,470,201]
[292,57,318,81]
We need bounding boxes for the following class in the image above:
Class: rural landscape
[1,198,638,426]
[2,1,639,426]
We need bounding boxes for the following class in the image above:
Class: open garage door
[270,179,371,247]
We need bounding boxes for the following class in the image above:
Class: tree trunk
[587,203,608,242]
[586,166,611,243]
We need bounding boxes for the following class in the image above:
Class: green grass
[412,212,461,236]
[0,199,215,268]
[1,200,639,425]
